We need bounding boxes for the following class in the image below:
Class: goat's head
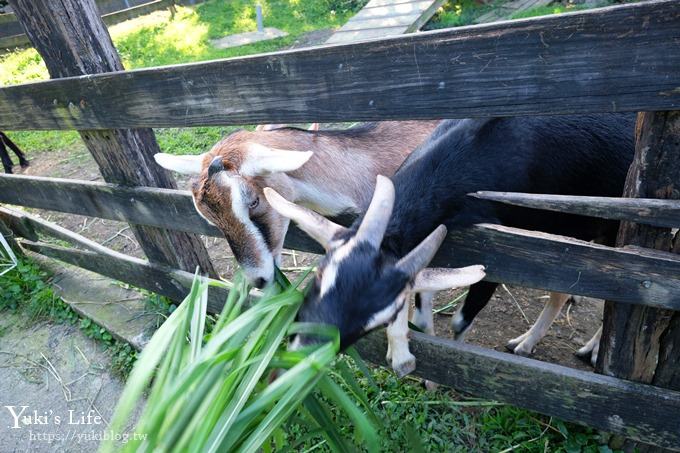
[154,130,313,288]
[264,176,486,348]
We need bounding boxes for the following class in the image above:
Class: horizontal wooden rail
[0,0,678,130]
[472,191,680,228]
[0,206,253,310]
[2,174,680,307]
[356,331,680,450]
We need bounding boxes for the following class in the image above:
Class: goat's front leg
[411,291,436,335]
[506,292,570,356]
[386,302,415,378]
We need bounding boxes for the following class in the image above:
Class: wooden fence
[0,0,195,49]
[1,0,680,450]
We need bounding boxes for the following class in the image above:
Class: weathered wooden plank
[0,13,16,25]
[325,26,410,44]
[404,0,446,32]
[101,0,176,26]
[0,213,22,256]
[0,206,38,241]
[355,331,680,450]
[365,0,433,8]
[0,33,29,49]
[0,0,176,49]
[352,0,437,19]
[440,223,680,309]
[0,205,257,308]
[333,14,422,31]
[3,173,680,307]
[20,239,233,310]
[472,191,680,228]
[475,0,554,24]
[1,206,117,255]
[0,0,678,130]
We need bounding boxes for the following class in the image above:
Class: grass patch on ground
[0,0,367,157]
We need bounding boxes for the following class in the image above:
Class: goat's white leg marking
[507,292,570,357]
[411,291,435,335]
[576,325,602,367]
[410,291,439,390]
[452,309,470,341]
[386,303,416,378]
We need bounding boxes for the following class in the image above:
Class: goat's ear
[154,153,204,175]
[241,142,313,176]
[308,123,320,131]
[411,266,486,292]
[255,124,286,131]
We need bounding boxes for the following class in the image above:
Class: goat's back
[386,114,636,253]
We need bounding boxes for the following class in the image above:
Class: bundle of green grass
[101,269,381,453]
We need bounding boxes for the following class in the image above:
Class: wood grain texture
[598,111,680,451]
[472,191,680,228]
[355,331,680,450]
[1,0,679,130]
[7,0,217,277]
[2,174,680,307]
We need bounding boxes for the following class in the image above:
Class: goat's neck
[263,172,359,217]
[254,122,438,215]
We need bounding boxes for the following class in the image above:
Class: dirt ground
[10,130,603,373]
[0,311,141,452]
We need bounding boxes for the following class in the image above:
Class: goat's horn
[396,225,448,277]
[355,175,394,248]
[263,187,345,250]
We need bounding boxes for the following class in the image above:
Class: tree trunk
[8,0,216,278]
[598,111,680,452]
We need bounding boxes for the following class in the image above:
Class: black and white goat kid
[264,114,634,376]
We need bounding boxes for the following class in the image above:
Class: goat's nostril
[208,156,224,177]
[253,277,266,289]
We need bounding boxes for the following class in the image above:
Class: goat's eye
[249,197,259,210]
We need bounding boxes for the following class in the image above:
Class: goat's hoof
[509,340,534,357]
[423,380,439,391]
[575,346,590,358]
[20,160,29,168]
[392,354,416,378]
[575,344,599,367]
[505,332,529,351]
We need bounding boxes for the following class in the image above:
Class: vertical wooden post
[8,0,216,278]
[598,111,680,451]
